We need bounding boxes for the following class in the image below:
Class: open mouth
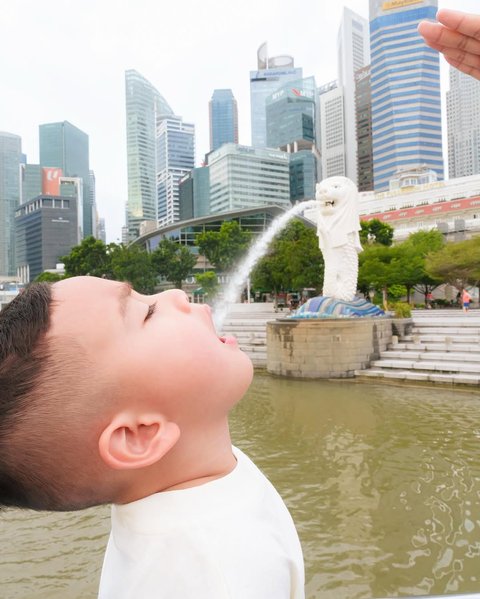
[325,200,335,207]
[219,336,226,343]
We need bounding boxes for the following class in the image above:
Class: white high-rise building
[337,7,370,184]
[156,116,195,227]
[447,66,480,179]
[125,69,173,240]
[317,82,347,179]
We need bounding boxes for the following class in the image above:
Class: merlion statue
[315,176,362,302]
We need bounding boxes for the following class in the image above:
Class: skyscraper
[369,0,443,191]
[39,121,91,236]
[15,195,78,283]
[355,66,374,191]
[447,66,480,178]
[208,144,291,213]
[265,77,318,201]
[317,81,347,179]
[156,115,195,227]
[337,7,370,183]
[125,69,173,240]
[250,43,302,148]
[0,132,21,276]
[209,89,239,151]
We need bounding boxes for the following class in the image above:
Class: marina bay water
[1,375,479,598]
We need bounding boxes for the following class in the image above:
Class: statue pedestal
[266,317,392,379]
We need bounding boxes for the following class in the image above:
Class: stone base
[267,317,393,379]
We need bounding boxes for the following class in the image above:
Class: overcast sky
[1,0,478,241]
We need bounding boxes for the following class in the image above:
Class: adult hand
[418,9,480,80]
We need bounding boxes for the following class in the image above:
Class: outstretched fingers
[436,9,480,40]
[418,20,480,55]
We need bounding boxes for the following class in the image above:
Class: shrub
[390,301,412,318]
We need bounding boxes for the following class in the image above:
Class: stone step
[392,342,480,352]
[370,359,480,374]
[239,345,266,354]
[411,326,480,335]
[402,334,480,344]
[381,350,480,362]
[355,368,480,386]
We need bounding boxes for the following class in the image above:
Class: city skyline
[0,0,478,242]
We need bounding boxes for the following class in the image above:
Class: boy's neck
[118,418,235,503]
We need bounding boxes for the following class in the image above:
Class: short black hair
[0,283,53,508]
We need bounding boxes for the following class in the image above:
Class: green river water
[1,374,479,599]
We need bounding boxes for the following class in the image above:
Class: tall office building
[209,89,239,151]
[39,121,91,236]
[179,167,210,221]
[208,144,290,214]
[337,7,370,183]
[317,81,347,179]
[125,69,174,240]
[355,66,374,191]
[250,43,302,148]
[369,0,443,191]
[0,132,22,276]
[265,77,318,201]
[156,115,195,227]
[89,170,97,237]
[15,195,78,283]
[20,164,42,204]
[447,66,480,178]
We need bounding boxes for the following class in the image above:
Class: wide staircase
[356,309,480,387]
[219,303,285,367]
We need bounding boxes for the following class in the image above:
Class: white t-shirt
[98,446,304,599]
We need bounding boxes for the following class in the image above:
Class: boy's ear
[98,412,180,470]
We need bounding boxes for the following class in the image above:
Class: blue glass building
[369,0,443,191]
[250,43,302,148]
[209,89,238,152]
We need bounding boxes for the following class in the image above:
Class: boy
[0,276,304,598]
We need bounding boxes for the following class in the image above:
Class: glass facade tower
[156,115,195,227]
[265,77,318,202]
[39,121,91,236]
[0,132,22,276]
[250,43,302,148]
[369,0,443,191]
[209,89,238,151]
[125,69,173,240]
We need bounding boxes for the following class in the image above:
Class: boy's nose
[157,289,191,313]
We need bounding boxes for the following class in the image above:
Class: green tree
[151,239,197,289]
[358,244,399,306]
[251,220,324,301]
[395,230,444,303]
[196,221,251,271]
[61,236,112,278]
[34,271,65,283]
[426,236,480,289]
[360,219,394,247]
[109,244,157,294]
[195,271,219,301]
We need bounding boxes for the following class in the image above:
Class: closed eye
[144,302,157,322]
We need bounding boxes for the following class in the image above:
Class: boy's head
[0,276,253,511]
